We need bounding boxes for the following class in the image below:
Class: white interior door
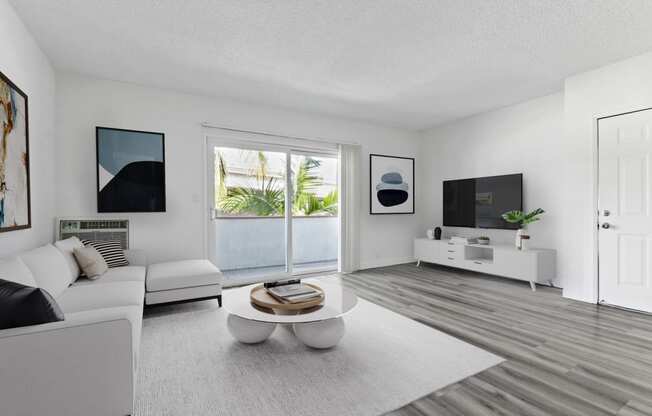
[598,109,652,312]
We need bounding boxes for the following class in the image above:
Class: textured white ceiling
[10,0,652,129]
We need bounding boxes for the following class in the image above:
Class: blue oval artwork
[376,171,409,207]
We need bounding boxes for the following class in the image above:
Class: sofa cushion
[19,244,72,298]
[147,260,222,292]
[57,281,144,314]
[82,240,129,268]
[73,266,146,286]
[0,279,65,329]
[54,237,85,283]
[64,305,143,369]
[0,257,37,287]
[73,246,108,279]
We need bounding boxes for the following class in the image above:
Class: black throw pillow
[0,279,65,330]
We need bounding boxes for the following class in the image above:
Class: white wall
[55,72,422,266]
[562,50,652,302]
[0,0,56,256]
[420,93,566,287]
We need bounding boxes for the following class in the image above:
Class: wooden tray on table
[250,283,325,311]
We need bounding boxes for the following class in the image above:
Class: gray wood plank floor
[341,263,652,416]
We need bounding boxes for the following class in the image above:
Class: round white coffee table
[224,279,358,349]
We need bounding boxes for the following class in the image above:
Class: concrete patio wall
[212,216,338,270]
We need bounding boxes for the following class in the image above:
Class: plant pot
[515,229,530,250]
[515,229,523,249]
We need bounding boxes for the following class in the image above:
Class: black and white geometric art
[370,154,414,215]
[96,127,166,213]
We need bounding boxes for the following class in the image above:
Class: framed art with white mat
[369,154,414,214]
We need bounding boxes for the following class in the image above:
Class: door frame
[594,106,652,306]
[203,131,339,286]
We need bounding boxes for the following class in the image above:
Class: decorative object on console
[434,226,442,240]
[477,236,490,245]
[0,71,30,233]
[81,239,129,268]
[502,208,545,249]
[369,154,414,214]
[426,229,435,239]
[450,236,478,245]
[96,127,166,213]
[0,278,64,330]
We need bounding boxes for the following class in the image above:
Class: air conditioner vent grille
[58,218,130,249]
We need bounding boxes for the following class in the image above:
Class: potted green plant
[477,236,490,245]
[501,208,545,249]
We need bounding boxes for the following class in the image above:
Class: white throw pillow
[18,244,72,298]
[54,237,85,283]
[0,257,37,287]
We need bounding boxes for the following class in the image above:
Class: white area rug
[135,299,503,416]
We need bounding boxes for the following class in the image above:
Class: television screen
[443,174,522,229]
[443,178,475,227]
[96,127,166,213]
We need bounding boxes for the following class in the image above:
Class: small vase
[515,228,523,249]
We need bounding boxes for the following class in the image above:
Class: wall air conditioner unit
[57,218,130,249]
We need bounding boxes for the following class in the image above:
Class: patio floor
[222,260,337,286]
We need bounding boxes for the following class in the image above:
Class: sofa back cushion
[19,244,72,298]
[0,257,37,288]
[54,237,85,283]
[0,278,65,329]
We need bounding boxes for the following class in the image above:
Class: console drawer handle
[474,261,482,264]
[447,250,455,253]
[447,257,455,260]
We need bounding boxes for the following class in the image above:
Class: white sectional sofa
[0,242,146,416]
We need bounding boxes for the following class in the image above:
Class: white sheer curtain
[338,144,361,273]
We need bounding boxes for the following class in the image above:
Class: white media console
[414,238,556,291]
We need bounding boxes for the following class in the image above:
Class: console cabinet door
[493,249,537,281]
[414,239,440,263]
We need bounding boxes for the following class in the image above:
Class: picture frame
[369,154,415,215]
[0,71,31,232]
[96,126,166,213]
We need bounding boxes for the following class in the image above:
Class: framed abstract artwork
[370,154,414,215]
[96,127,166,213]
[0,71,31,232]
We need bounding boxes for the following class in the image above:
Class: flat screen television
[96,127,166,213]
[443,174,522,229]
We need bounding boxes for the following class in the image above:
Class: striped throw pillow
[81,240,129,268]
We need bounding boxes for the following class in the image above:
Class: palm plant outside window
[214,148,338,217]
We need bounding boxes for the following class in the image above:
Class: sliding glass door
[291,152,339,275]
[207,139,338,286]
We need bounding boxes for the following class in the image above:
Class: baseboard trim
[359,256,415,270]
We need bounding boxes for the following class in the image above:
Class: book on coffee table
[266,284,321,303]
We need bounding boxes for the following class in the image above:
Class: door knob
[603,209,610,217]
[601,223,611,229]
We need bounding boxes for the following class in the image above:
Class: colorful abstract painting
[370,154,414,214]
[0,72,30,232]
[96,127,166,212]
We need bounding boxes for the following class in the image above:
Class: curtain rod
[201,122,360,146]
